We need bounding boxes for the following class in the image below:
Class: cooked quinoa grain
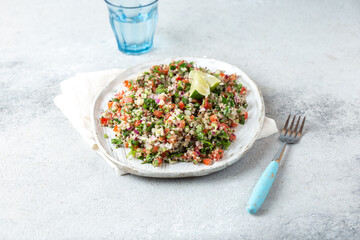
[100,60,248,166]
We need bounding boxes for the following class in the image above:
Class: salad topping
[100,60,248,166]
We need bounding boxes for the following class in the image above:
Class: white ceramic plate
[91,57,265,178]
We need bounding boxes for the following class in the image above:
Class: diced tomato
[120,115,128,121]
[134,120,141,126]
[156,157,163,165]
[123,80,131,88]
[213,154,220,161]
[123,97,133,103]
[161,66,169,75]
[165,113,171,120]
[107,101,113,109]
[220,73,225,77]
[190,115,195,120]
[182,79,189,84]
[168,135,177,144]
[116,108,122,116]
[204,100,212,109]
[240,86,247,95]
[125,142,129,148]
[100,117,108,125]
[210,114,217,122]
[178,101,185,110]
[118,90,125,98]
[113,125,119,132]
[176,76,182,81]
[226,86,232,92]
[153,110,163,118]
[230,121,238,128]
[211,148,224,161]
[218,149,224,158]
[220,123,229,130]
[158,136,165,142]
[244,111,248,120]
[230,133,236,141]
[203,158,212,165]
[179,120,185,128]
[123,106,129,112]
[165,128,170,133]
[229,74,237,81]
[152,146,159,152]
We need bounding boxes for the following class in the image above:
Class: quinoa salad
[100,60,248,166]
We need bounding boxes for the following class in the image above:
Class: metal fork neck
[273,142,287,163]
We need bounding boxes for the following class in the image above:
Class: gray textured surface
[1,0,359,239]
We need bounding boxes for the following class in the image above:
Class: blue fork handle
[247,161,279,214]
[247,143,287,214]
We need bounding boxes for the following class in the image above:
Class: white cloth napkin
[54,69,278,175]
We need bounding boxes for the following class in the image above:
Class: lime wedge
[189,70,221,91]
[188,70,197,83]
[189,71,210,100]
[203,73,221,91]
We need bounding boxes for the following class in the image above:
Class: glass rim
[104,0,158,9]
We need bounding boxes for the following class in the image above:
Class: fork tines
[282,114,306,138]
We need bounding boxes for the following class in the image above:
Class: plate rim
[90,57,265,178]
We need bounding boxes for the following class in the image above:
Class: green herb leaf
[155,85,165,94]
[143,98,157,110]
[130,140,139,147]
[121,130,130,137]
[177,114,184,120]
[181,96,188,104]
[113,119,121,124]
[180,62,187,68]
[126,149,136,158]
[146,123,156,132]
[111,138,122,145]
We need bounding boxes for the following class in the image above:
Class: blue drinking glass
[104,0,158,55]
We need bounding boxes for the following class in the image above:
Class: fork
[247,114,306,214]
